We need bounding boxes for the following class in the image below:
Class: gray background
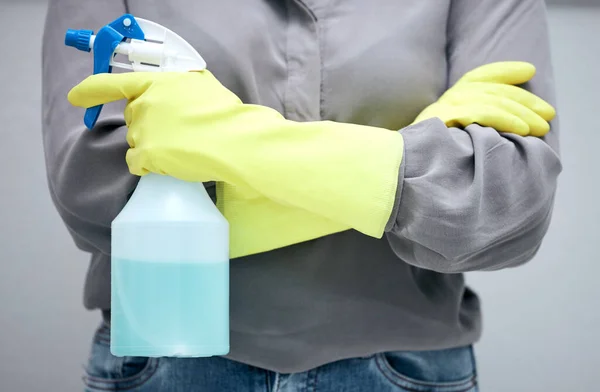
[0,1,598,391]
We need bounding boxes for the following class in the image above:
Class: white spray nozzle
[111,18,207,72]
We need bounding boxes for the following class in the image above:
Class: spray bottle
[65,14,229,357]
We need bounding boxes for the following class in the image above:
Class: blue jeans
[83,322,479,392]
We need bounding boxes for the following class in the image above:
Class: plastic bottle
[65,14,229,357]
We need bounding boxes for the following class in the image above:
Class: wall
[0,2,99,392]
[0,1,597,391]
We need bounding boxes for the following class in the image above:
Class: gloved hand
[68,70,404,258]
[413,62,556,136]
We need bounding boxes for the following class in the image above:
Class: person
[41,0,561,391]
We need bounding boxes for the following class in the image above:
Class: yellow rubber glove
[68,71,404,258]
[216,182,350,257]
[414,62,556,136]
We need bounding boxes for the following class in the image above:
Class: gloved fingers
[412,101,529,135]
[451,82,556,121]
[479,95,549,137]
[124,103,132,128]
[127,145,221,183]
[124,102,138,148]
[125,147,151,177]
[443,92,550,137]
[463,61,535,83]
[457,61,536,85]
[67,72,159,108]
[488,84,556,122]
[412,103,444,124]
[126,130,135,149]
[452,104,530,136]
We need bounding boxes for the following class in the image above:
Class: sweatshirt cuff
[384,118,446,232]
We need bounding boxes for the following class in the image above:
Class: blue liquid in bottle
[110,174,229,357]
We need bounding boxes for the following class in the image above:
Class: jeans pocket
[83,323,160,391]
[374,346,478,392]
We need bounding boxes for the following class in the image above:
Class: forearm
[385,118,560,273]
[384,0,561,272]
[216,117,405,239]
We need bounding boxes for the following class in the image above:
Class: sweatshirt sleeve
[42,0,137,255]
[384,0,562,273]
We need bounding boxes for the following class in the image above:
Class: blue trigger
[66,14,145,129]
[84,106,103,129]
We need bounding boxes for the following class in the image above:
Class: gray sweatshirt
[42,0,562,373]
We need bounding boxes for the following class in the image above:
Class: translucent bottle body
[110,174,229,357]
